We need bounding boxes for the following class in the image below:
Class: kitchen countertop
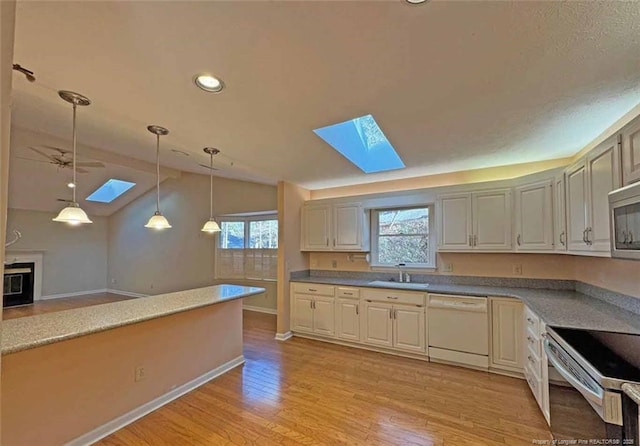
[2,284,265,355]
[291,277,640,335]
[622,383,640,406]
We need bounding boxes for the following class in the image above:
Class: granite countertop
[622,383,640,406]
[2,284,265,355]
[291,277,640,335]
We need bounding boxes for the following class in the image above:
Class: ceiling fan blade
[76,161,105,168]
[56,198,74,203]
[15,156,55,164]
[40,145,70,154]
[76,167,90,174]
[28,147,56,161]
[198,163,219,171]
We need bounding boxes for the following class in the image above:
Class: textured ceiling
[10,1,640,190]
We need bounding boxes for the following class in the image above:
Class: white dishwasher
[428,294,489,369]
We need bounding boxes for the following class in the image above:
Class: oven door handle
[544,340,604,406]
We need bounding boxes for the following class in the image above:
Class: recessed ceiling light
[171,148,190,157]
[194,74,224,93]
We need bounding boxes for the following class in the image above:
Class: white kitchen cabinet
[301,204,331,251]
[524,306,550,425]
[554,174,568,251]
[313,296,336,336]
[393,306,426,353]
[515,180,554,251]
[490,297,524,374]
[362,301,394,348]
[336,297,360,342]
[291,284,335,337]
[301,202,369,252]
[622,116,640,185]
[438,188,512,251]
[566,136,621,253]
[292,294,314,333]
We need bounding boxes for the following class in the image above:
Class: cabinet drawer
[525,327,541,357]
[337,287,360,299]
[292,283,335,296]
[525,344,543,378]
[363,288,425,306]
[524,306,540,334]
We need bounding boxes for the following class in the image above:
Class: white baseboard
[242,305,277,315]
[39,289,108,300]
[65,355,245,446]
[274,331,292,341]
[107,289,149,298]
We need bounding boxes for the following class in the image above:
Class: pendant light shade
[145,125,171,230]
[53,91,93,225]
[201,147,221,233]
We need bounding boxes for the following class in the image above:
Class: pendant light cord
[156,134,160,213]
[209,153,214,219]
[71,103,77,204]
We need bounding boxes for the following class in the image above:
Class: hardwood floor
[98,311,552,445]
[3,292,135,320]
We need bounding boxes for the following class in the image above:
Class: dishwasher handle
[428,297,487,313]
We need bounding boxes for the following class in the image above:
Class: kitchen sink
[367,280,430,290]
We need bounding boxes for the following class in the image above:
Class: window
[216,215,278,281]
[372,207,435,268]
[86,179,136,203]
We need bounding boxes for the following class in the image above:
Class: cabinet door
[336,298,360,342]
[473,189,512,250]
[438,193,472,250]
[313,296,335,337]
[586,137,621,252]
[301,205,331,251]
[515,181,553,251]
[554,175,567,251]
[566,161,589,251]
[333,204,362,251]
[362,301,393,348]
[490,298,524,372]
[622,117,640,185]
[292,294,314,333]
[393,306,426,353]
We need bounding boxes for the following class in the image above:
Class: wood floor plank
[96,310,552,445]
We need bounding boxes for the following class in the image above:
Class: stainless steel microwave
[609,182,640,260]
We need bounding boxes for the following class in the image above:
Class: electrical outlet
[134,366,146,382]
[111,278,117,285]
[441,263,453,273]
[331,260,338,268]
[513,264,523,276]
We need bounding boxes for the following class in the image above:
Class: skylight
[86,179,136,203]
[313,115,405,173]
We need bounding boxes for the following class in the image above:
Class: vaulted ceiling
[10,1,640,191]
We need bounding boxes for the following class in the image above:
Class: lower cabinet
[523,306,550,425]
[335,297,361,342]
[292,293,335,336]
[362,300,426,353]
[490,297,524,374]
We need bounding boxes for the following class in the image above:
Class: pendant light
[144,125,172,229]
[53,91,93,225]
[201,147,221,233]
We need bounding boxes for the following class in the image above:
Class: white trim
[107,289,149,298]
[242,305,277,315]
[274,331,293,341]
[5,251,43,300]
[65,355,245,446]
[40,289,108,300]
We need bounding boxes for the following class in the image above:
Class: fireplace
[3,262,35,307]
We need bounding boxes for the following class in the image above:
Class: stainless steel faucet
[396,263,406,283]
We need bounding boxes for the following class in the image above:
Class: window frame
[370,205,436,271]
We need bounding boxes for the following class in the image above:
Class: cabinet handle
[629,232,634,244]
[474,235,478,246]
[355,304,359,315]
[517,234,521,246]
[527,336,533,342]
[344,292,353,296]
[333,238,336,247]
[393,309,397,319]
[326,238,329,247]
[308,288,317,292]
[387,296,398,300]
[528,355,534,363]
[560,231,566,246]
[468,235,473,246]
[582,228,587,244]
[586,227,593,245]
[389,309,393,319]
[527,317,533,324]
[310,300,313,309]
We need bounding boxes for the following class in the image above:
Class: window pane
[249,219,279,249]
[378,235,429,264]
[378,208,428,236]
[220,221,245,249]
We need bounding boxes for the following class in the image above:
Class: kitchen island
[2,284,265,446]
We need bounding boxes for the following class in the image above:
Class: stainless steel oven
[545,327,640,444]
[610,182,640,260]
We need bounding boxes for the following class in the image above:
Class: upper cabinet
[301,202,370,252]
[514,180,554,251]
[566,135,621,254]
[438,189,512,251]
[622,116,640,186]
[553,174,567,251]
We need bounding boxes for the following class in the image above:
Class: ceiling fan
[17,146,105,174]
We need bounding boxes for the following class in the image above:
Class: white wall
[108,172,278,299]
[6,209,109,296]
